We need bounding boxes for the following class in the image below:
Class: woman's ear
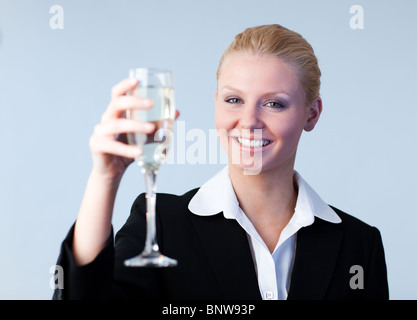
[304,97,322,132]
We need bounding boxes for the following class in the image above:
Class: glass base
[124,252,178,268]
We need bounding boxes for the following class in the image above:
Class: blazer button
[265,291,274,299]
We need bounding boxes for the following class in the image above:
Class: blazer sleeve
[365,227,389,299]
[52,223,115,300]
[52,193,161,300]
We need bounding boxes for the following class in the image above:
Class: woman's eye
[225,98,242,104]
[265,101,285,109]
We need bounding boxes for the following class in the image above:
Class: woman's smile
[236,137,272,148]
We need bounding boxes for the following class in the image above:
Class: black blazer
[54,188,389,300]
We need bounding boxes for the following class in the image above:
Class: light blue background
[0,0,416,299]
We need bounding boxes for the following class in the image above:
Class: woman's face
[215,53,321,175]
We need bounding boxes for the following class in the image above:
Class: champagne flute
[123,68,178,267]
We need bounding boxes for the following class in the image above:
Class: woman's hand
[74,78,180,265]
[89,78,155,181]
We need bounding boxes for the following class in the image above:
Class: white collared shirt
[188,166,342,300]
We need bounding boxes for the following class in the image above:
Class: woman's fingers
[94,118,155,137]
[102,96,153,122]
[90,119,155,160]
[102,78,154,122]
[111,78,138,99]
[91,78,180,161]
[90,135,142,159]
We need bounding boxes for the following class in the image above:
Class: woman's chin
[229,158,263,176]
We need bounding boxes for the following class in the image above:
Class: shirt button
[265,291,274,299]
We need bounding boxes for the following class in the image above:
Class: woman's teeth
[237,137,271,147]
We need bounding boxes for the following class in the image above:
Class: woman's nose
[239,102,263,129]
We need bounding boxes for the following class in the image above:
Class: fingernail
[143,99,152,107]
[144,122,155,131]
[132,147,142,157]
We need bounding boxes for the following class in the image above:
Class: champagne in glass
[124,68,177,267]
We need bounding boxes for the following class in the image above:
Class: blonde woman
[54,24,388,300]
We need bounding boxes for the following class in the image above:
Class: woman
[54,24,388,300]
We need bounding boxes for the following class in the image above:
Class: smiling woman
[215,54,319,177]
[54,24,389,300]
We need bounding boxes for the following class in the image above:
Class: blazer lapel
[190,213,262,300]
[287,218,344,300]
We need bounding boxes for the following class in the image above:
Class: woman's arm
[72,171,121,265]
[72,78,155,265]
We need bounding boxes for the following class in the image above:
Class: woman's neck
[228,164,298,252]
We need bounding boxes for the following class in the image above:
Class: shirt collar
[188,166,238,219]
[188,166,341,225]
[293,172,342,224]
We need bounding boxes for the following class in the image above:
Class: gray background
[0,0,416,299]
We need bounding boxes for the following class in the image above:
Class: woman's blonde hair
[216,24,321,106]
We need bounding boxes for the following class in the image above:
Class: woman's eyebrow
[219,85,244,94]
[220,85,291,99]
[261,91,291,99]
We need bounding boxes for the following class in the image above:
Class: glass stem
[143,169,159,255]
